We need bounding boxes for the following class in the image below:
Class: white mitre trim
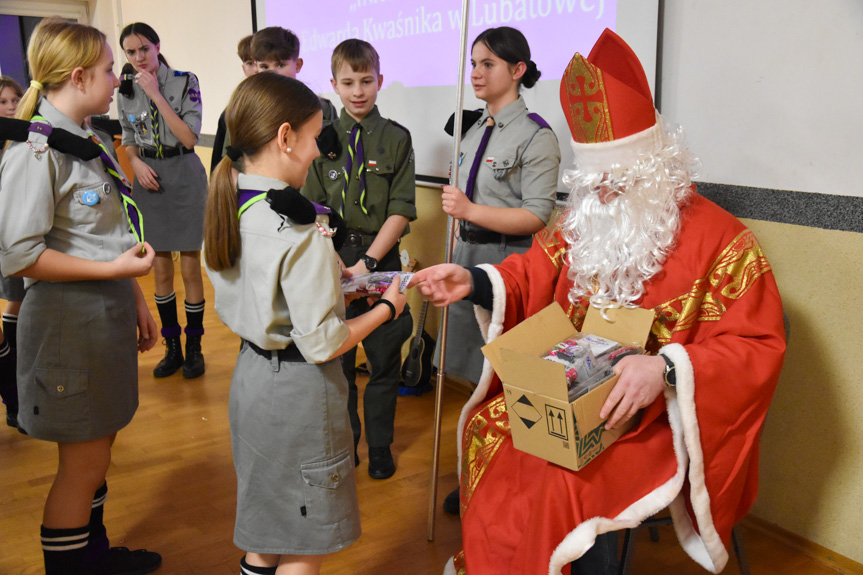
[455,264,507,476]
[570,112,664,173]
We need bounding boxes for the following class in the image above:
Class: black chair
[618,515,750,574]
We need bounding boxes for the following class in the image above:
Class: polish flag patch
[368,160,377,167]
[485,157,494,164]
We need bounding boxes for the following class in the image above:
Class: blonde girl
[0,19,161,575]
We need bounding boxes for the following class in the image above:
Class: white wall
[661,1,863,197]
[113,0,253,136]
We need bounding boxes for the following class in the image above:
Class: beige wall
[745,219,863,563]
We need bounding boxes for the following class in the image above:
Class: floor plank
[1,264,856,574]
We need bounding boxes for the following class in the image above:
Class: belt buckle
[346,232,362,247]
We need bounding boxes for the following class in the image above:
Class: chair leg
[731,525,751,575]
[618,528,639,575]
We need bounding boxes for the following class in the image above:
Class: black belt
[344,230,376,248]
[243,339,306,363]
[458,225,532,245]
[140,146,195,159]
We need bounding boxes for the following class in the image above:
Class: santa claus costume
[445,29,786,575]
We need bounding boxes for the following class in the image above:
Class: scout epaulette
[236,186,347,250]
[119,63,136,98]
[444,109,484,138]
[316,123,342,160]
[172,70,191,77]
[526,112,552,130]
[0,116,102,161]
[388,118,411,136]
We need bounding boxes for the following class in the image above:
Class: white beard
[561,121,699,313]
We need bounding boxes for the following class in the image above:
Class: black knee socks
[84,482,110,564]
[240,556,277,575]
[184,299,205,338]
[155,292,181,339]
[0,339,17,410]
[42,525,89,575]
[2,313,17,348]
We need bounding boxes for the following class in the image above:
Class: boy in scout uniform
[301,38,415,480]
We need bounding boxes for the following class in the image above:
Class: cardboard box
[481,302,655,471]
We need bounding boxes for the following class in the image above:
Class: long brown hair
[204,73,321,271]
[16,18,106,122]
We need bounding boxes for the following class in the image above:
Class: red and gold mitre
[560,29,662,171]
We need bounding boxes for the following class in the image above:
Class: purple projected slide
[266,0,616,91]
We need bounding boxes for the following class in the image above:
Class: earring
[286,148,292,153]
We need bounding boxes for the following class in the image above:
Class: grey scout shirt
[118,63,202,149]
[301,105,416,235]
[206,174,349,362]
[0,99,137,287]
[458,95,560,225]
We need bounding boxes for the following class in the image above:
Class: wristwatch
[660,353,676,388]
[360,254,378,272]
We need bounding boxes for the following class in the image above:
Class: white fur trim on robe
[450,265,730,575]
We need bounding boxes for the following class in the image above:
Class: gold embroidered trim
[653,230,772,344]
[536,228,566,271]
[462,395,509,513]
[562,55,614,143]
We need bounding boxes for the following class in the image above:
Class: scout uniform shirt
[206,174,349,362]
[0,99,138,288]
[301,105,416,235]
[118,62,203,149]
[457,95,560,225]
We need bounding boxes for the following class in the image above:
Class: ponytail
[15,18,105,122]
[203,155,241,271]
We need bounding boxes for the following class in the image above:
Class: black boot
[153,336,184,378]
[182,333,205,379]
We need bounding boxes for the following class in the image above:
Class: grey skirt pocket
[31,368,90,429]
[300,450,355,526]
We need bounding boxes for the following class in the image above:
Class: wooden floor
[0,265,855,574]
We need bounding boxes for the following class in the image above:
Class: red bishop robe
[446,193,786,575]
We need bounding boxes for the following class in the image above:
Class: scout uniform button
[57,385,65,393]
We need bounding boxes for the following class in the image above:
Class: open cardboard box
[482,302,655,470]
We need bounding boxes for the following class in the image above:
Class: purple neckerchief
[464,116,495,202]
[86,133,144,245]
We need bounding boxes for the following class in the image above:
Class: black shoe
[182,334,205,379]
[443,487,460,515]
[368,446,396,479]
[153,337,183,378]
[87,546,162,575]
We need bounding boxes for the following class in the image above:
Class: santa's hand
[600,354,667,430]
[441,185,474,221]
[408,264,472,307]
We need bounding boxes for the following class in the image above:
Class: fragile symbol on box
[546,405,568,440]
[511,394,541,430]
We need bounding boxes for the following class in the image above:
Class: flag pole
[428,0,472,542]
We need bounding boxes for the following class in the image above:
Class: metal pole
[428,0,471,542]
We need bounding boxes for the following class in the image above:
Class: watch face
[362,255,377,270]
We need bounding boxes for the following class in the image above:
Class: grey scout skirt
[132,152,207,252]
[230,342,360,555]
[16,279,138,441]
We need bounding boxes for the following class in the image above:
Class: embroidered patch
[188,89,201,103]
